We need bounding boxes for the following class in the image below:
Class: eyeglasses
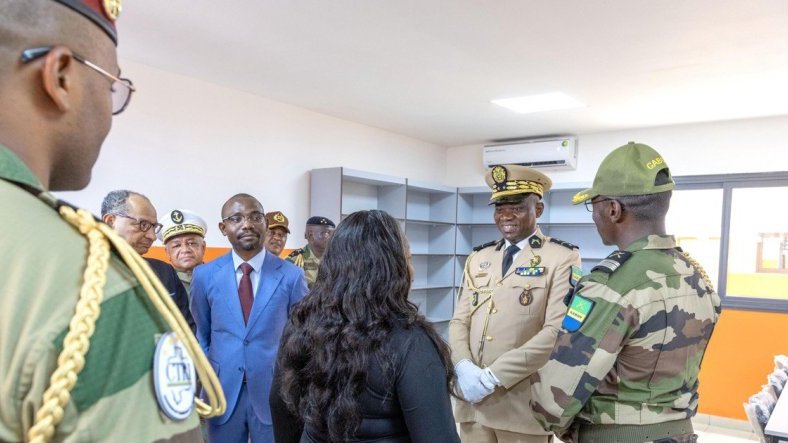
[115,214,163,234]
[20,47,135,115]
[223,213,266,225]
[584,198,617,212]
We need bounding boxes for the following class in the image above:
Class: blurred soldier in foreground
[531,142,721,443]
[0,1,223,440]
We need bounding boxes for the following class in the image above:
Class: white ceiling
[118,0,788,147]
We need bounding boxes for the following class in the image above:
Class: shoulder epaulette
[590,250,632,274]
[473,239,501,252]
[550,238,579,250]
[286,248,303,258]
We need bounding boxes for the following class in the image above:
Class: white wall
[57,60,447,247]
[445,115,788,188]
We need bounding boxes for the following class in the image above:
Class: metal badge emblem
[273,212,285,223]
[153,332,196,421]
[102,0,122,20]
[479,261,491,270]
[491,165,508,184]
[171,210,184,224]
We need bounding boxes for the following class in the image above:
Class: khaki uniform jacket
[449,228,581,435]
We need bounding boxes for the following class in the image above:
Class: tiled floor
[694,414,760,442]
[696,429,758,442]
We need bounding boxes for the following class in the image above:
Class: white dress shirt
[231,248,266,298]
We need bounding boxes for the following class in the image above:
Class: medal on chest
[519,284,533,306]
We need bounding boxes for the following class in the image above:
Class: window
[726,186,788,301]
[674,173,788,312]
[666,189,723,286]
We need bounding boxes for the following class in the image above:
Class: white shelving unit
[310,167,407,224]
[405,180,458,338]
[311,168,612,338]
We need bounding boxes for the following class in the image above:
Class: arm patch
[590,250,632,274]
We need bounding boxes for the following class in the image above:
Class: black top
[272,325,460,443]
[144,258,195,332]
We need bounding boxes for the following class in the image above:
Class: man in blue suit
[191,193,308,443]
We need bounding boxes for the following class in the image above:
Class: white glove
[479,367,501,391]
[455,359,495,403]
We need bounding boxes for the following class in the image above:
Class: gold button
[486,336,493,341]
[492,309,498,314]
[496,282,503,287]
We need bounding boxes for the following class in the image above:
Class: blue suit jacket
[190,250,308,425]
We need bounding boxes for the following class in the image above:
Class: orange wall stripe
[143,244,788,421]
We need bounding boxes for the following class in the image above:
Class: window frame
[675,171,788,313]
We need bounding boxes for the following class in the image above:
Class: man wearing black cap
[0,1,219,441]
[286,216,335,289]
[449,165,582,443]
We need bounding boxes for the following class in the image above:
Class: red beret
[52,0,120,44]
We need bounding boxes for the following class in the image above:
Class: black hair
[277,209,455,441]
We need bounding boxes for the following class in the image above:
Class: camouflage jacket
[0,145,201,441]
[286,244,319,289]
[531,234,721,435]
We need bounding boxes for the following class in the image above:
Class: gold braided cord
[28,207,225,443]
[681,250,716,292]
[28,208,109,443]
[92,222,225,418]
[462,252,479,293]
[491,180,545,199]
[293,253,304,268]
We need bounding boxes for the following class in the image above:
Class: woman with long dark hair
[274,209,459,443]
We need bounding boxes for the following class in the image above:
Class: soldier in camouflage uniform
[286,216,335,289]
[449,165,582,443]
[530,142,722,443]
[0,1,221,440]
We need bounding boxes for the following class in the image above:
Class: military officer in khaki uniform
[286,216,335,288]
[449,165,582,443]
[265,210,291,256]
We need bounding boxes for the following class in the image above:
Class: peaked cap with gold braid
[485,164,552,204]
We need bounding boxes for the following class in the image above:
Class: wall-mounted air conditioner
[483,137,577,171]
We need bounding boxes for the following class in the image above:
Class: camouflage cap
[157,209,207,243]
[572,141,675,204]
[485,164,552,204]
[265,211,290,233]
[53,0,122,44]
